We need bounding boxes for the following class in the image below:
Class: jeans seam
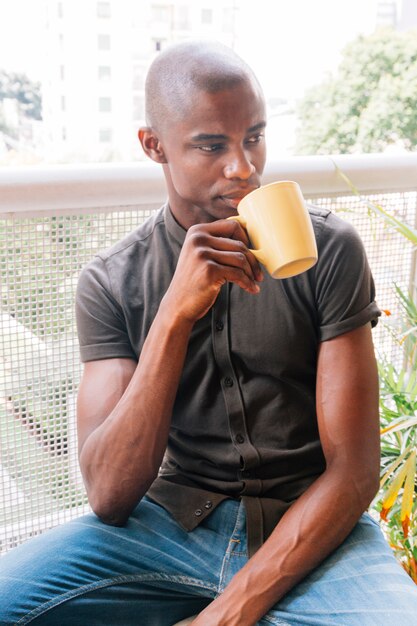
[16,573,217,625]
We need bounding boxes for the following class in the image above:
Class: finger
[241,246,264,283]
[208,249,258,282]
[200,255,261,294]
[193,218,251,246]
[199,234,264,282]
[223,218,250,244]
[186,223,264,282]
[221,265,261,294]
[203,260,260,295]
[214,221,264,281]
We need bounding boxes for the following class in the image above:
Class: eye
[198,143,225,153]
[246,133,264,145]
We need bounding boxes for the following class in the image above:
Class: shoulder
[77,207,165,300]
[308,204,361,245]
[96,206,166,264]
[78,206,166,286]
[307,204,368,271]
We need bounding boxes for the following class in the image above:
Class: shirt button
[204,500,213,509]
[215,321,224,331]
[195,508,203,517]
[236,433,245,444]
[224,377,234,387]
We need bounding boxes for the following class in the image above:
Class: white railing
[1,153,417,554]
[1,153,417,212]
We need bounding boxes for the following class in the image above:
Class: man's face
[158,80,267,229]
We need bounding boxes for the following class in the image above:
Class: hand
[163,219,263,323]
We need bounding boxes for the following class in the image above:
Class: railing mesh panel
[0,191,415,554]
[0,206,157,554]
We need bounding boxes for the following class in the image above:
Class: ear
[138,127,167,164]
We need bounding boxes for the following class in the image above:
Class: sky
[0,1,45,79]
[234,0,379,99]
[0,0,380,98]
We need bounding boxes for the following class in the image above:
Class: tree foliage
[0,69,42,122]
[295,28,417,154]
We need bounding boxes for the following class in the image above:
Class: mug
[228,180,318,279]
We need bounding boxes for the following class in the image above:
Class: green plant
[336,167,417,582]
[377,360,417,582]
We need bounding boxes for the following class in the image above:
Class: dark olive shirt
[76,203,381,556]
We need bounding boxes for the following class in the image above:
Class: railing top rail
[1,153,417,214]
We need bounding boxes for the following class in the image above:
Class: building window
[201,8,213,24]
[154,39,163,52]
[99,97,112,112]
[151,5,170,22]
[98,65,111,80]
[98,34,111,50]
[376,0,397,26]
[175,5,189,30]
[99,128,112,142]
[97,2,111,18]
[60,65,65,80]
[61,95,66,111]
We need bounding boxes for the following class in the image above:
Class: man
[1,40,417,626]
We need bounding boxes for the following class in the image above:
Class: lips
[222,188,257,200]
[219,187,258,209]
[221,196,243,210]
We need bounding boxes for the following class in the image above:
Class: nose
[223,148,256,180]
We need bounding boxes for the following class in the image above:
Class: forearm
[193,466,378,626]
[193,326,380,626]
[79,297,194,523]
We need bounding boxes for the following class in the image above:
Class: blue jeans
[1,497,417,625]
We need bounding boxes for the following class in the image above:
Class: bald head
[145,41,262,131]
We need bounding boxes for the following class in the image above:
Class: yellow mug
[228,180,318,279]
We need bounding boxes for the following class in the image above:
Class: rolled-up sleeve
[313,212,381,342]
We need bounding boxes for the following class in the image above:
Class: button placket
[211,285,260,471]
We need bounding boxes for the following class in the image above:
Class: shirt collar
[164,203,187,247]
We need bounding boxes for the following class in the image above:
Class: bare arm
[191,323,380,626]
[77,311,192,525]
[77,219,262,524]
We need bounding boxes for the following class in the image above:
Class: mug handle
[227,215,268,267]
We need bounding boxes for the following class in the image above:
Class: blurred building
[376,0,397,27]
[397,0,417,30]
[376,0,417,30]
[42,0,238,162]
